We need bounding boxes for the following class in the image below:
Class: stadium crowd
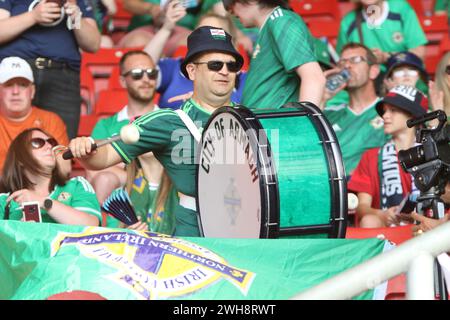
[0,0,449,237]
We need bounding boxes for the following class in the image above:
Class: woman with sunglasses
[0,128,101,225]
[430,52,450,119]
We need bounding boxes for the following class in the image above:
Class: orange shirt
[0,107,69,172]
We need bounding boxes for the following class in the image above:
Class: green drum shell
[254,109,332,236]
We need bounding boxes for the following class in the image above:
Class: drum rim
[196,105,279,238]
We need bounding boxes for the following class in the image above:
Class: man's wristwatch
[43,198,53,210]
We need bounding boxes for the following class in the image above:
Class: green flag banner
[0,221,389,300]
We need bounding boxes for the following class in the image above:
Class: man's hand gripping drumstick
[64,124,140,170]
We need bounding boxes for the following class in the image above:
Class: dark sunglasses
[30,137,58,149]
[194,60,241,73]
[446,65,450,75]
[122,68,159,80]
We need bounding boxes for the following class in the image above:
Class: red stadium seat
[78,114,99,137]
[289,0,340,23]
[81,47,143,96]
[338,1,356,19]
[346,225,414,246]
[440,36,450,54]
[385,274,407,300]
[307,20,340,46]
[80,67,96,114]
[111,0,132,29]
[408,0,425,14]
[94,89,129,116]
[107,66,123,91]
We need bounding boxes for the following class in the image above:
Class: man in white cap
[0,57,70,175]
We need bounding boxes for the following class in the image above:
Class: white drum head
[197,112,264,238]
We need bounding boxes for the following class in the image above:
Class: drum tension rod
[329,177,344,181]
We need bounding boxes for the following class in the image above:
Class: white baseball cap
[0,57,34,84]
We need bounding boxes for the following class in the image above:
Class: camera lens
[399,145,425,170]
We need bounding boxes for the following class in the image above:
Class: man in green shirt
[67,26,244,237]
[88,50,162,205]
[223,0,325,109]
[320,42,389,176]
[336,0,427,68]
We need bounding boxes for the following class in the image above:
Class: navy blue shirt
[0,0,95,70]
[157,57,247,110]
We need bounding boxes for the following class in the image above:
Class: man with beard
[87,50,162,206]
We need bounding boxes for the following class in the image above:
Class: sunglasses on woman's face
[446,65,450,75]
[30,137,58,149]
[122,68,159,81]
[193,60,241,73]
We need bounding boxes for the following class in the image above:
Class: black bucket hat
[385,51,428,82]
[180,26,244,79]
[376,85,428,118]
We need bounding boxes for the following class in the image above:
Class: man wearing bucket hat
[348,85,429,228]
[383,51,429,93]
[67,26,243,237]
[0,57,70,175]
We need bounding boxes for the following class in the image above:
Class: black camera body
[398,110,450,193]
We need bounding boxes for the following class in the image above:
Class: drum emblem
[223,179,242,225]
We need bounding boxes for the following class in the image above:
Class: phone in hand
[22,201,42,223]
[395,193,417,215]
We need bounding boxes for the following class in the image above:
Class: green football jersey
[324,99,389,175]
[112,99,215,236]
[336,0,427,56]
[0,177,102,224]
[91,106,130,140]
[128,0,220,31]
[242,6,316,109]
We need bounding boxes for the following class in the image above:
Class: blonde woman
[430,52,450,117]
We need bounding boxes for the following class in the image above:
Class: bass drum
[197,102,347,238]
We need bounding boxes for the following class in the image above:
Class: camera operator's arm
[411,212,449,233]
[441,182,450,204]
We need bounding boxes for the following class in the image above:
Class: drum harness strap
[175,109,201,211]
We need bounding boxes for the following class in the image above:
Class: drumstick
[348,193,359,210]
[62,124,140,160]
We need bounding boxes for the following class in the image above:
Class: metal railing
[292,221,450,300]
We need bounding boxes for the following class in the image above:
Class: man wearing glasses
[67,26,244,237]
[319,42,389,177]
[87,50,162,207]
